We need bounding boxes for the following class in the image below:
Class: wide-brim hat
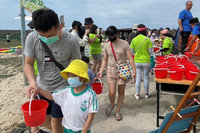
[84,17,94,25]
[60,59,90,82]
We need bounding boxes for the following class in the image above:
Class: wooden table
[155,74,200,127]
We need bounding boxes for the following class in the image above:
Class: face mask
[109,37,117,42]
[39,34,59,45]
[68,77,83,88]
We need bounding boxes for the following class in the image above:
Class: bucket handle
[155,61,168,64]
[94,78,103,87]
[190,71,199,74]
[153,68,168,70]
[29,93,40,116]
[168,71,176,73]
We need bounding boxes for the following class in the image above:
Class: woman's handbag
[110,42,132,80]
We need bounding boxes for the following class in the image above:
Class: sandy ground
[0,53,199,133]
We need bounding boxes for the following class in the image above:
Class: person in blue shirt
[185,17,200,53]
[178,0,193,53]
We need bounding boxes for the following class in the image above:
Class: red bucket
[156,55,165,59]
[132,55,134,60]
[185,68,199,80]
[21,99,49,127]
[184,52,192,58]
[168,67,184,80]
[154,66,168,79]
[153,47,160,53]
[92,79,103,94]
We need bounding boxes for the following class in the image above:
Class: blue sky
[0,0,199,30]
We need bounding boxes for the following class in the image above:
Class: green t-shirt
[130,34,153,63]
[162,37,173,55]
[89,34,102,55]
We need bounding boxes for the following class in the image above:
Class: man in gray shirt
[24,8,81,133]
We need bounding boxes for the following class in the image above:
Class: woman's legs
[108,83,117,108]
[116,84,126,113]
[143,63,150,95]
[92,59,98,74]
[96,60,102,74]
[135,63,142,95]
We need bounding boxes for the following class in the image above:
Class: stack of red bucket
[154,54,199,80]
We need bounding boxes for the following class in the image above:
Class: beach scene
[0,0,200,133]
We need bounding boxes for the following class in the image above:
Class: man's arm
[24,56,38,97]
[185,35,197,51]
[178,19,183,32]
[81,113,95,133]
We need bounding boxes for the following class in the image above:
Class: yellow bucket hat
[60,59,90,82]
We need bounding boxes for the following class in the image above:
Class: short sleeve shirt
[52,86,98,132]
[130,34,153,63]
[179,9,193,32]
[24,30,81,92]
[104,39,131,67]
[192,24,200,36]
[162,37,173,55]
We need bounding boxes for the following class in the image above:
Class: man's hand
[184,47,189,52]
[27,82,39,98]
[180,27,183,32]
[85,29,90,35]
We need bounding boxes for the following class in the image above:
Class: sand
[0,53,199,133]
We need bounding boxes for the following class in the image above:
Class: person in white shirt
[32,59,98,133]
[71,21,88,56]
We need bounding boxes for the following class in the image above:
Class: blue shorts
[36,94,63,118]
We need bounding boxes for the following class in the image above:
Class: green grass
[0,39,21,48]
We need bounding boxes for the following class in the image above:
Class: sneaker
[135,94,140,100]
[145,94,150,99]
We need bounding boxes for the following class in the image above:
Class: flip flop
[116,113,123,121]
[105,104,115,116]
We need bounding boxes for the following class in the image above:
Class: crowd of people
[23,0,200,132]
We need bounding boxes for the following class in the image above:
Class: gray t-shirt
[24,30,81,92]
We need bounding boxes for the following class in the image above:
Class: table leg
[156,82,160,127]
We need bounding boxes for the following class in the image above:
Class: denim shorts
[36,94,63,118]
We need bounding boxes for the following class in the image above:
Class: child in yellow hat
[32,59,99,133]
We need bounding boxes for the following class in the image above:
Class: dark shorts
[36,94,63,118]
[92,54,102,61]
[6,40,10,42]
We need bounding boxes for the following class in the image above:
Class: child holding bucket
[32,59,98,133]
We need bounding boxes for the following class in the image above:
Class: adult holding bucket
[31,59,98,133]
[24,8,81,133]
[130,24,153,100]
[97,26,136,121]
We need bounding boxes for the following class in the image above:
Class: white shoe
[135,94,140,100]
[145,94,150,99]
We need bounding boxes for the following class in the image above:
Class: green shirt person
[156,29,173,55]
[130,34,153,63]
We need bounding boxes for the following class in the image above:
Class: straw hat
[60,59,90,82]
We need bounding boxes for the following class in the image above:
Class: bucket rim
[21,99,49,114]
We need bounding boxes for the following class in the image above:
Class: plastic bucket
[177,55,189,62]
[153,47,160,53]
[168,67,184,80]
[92,78,103,94]
[166,56,177,62]
[156,55,165,59]
[154,67,168,78]
[185,68,199,80]
[184,52,192,58]
[21,99,49,127]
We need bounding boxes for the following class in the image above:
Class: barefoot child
[32,59,98,133]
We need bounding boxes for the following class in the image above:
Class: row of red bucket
[154,54,199,80]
